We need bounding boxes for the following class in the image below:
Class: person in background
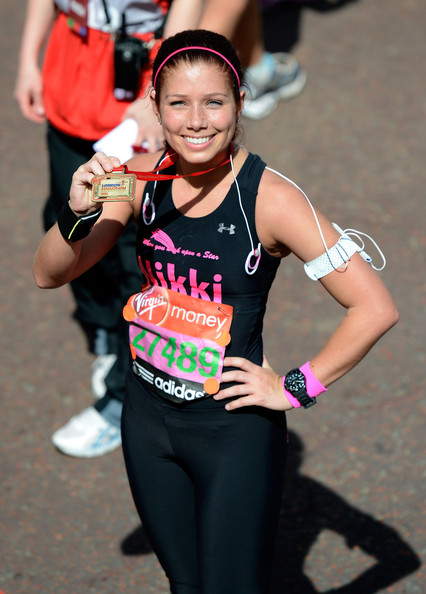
[14,0,172,458]
[33,29,398,592]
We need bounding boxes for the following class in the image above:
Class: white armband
[304,223,385,281]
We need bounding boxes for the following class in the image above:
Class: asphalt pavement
[0,0,424,592]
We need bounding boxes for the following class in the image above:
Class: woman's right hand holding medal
[69,152,122,215]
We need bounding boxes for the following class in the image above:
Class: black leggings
[122,370,287,594]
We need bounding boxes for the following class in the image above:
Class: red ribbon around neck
[113,147,234,182]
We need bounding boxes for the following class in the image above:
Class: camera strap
[101,0,114,35]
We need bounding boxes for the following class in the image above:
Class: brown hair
[152,29,243,106]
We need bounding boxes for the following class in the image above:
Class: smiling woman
[33,29,399,594]
[149,31,245,177]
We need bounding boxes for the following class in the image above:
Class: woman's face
[153,60,244,169]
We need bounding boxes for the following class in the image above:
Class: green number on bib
[132,328,147,351]
[198,347,220,378]
[177,341,197,373]
[161,337,177,368]
[147,331,161,356]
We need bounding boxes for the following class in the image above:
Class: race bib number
[123,286,233,403]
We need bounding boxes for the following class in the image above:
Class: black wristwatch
[284,368,317,409]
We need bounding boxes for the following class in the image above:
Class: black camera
[114,35,149,101]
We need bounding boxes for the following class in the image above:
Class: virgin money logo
[132,286,169,325]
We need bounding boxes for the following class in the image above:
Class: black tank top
[136,151,280,366]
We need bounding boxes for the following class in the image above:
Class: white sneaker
[91,354,117,398]
[243,52,307,120]
[51,407,122,458]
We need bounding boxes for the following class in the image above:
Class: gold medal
[91,169,136,202]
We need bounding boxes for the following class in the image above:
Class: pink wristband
[281,379,302,408]
[282,361,327,408]
[300,362,327,397]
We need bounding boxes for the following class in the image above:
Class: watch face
[284,369,306,394]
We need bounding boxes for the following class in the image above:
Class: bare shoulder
[258,166,307,208]
[256,166,319,257]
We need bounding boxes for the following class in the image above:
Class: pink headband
[153,46,241,90]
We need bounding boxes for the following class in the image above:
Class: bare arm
[216,171,399,411]
[196,0,252,40]
[164,0,254,44]
[14,0,56,122]
[190,0,263,67]
[33,153,135,288]
[163,0,203,37]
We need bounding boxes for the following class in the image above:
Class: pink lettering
[213,274,222,303]
[138,256,158,286]
[189,269,210,300]
[203,251,219,260]
[154,262,169,288]
[137,259,222,302]
[167,263,187,294]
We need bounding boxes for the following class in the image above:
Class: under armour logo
[218,223,236,234]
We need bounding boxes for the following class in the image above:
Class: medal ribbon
[113,146,234,181]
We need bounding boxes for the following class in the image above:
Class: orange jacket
[42,7,167,140]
